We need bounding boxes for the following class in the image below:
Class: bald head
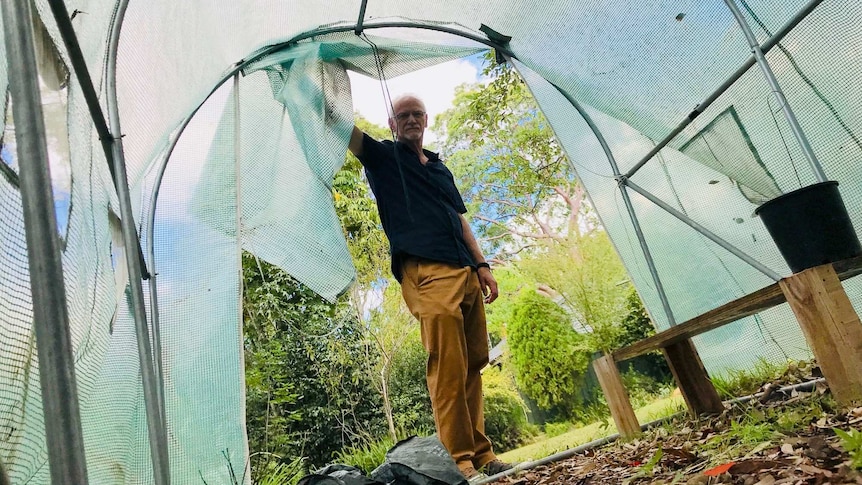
[389,94,428,145]
[391,94,426,116]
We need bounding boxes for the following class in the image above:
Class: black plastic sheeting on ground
[298,436,467,485]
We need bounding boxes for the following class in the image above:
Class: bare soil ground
[493,366,862,485]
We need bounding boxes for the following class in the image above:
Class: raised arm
[459,214,498,304]
[348,125,364,157]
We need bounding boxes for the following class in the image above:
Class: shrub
[543,421,573,438]
[711,358,792,399]
[388,336,435,434]
[834,428,862,470]
[483,367,531,452]
[621,370,674,409]
[253,457,306,485]
[617,288,672,385]
[507,290,591,418]
[243,254,387,471]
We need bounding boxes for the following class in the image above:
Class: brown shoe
[481,459,514,476]
[461,466,488,484]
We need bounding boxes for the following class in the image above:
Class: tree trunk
[381,364,397,441]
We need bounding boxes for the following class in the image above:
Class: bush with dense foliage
[616,287,673,386]
[332,435,396,475]
[482,366,532,452]
[507,290,591,419]
[243,253,386,477]
[387,332,435,435]
[543,421,574,438]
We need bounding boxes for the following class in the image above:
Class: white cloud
[348,58,482,143]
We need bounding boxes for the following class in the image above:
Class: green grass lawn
[498,395,686,463]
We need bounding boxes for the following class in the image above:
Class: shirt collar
[394,140,441,163]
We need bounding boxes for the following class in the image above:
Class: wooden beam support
[614,284,785,362]
[595,256,862,436]
[779,263,862,405]
[593,354,641,439]
[663,339,724,416]
[613,255,862,363]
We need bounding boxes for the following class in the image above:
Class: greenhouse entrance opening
[3,1,862,484]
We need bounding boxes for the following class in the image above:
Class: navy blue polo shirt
[357,133,475,281]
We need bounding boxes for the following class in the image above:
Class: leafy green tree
[362,279,423,440]
[518,231,629,353]
[333,116,391,295]
[243,252,385,472]
[430,56,636,419]
[506,289,591,418]
[433,55,593,262]
[482,266,534,347]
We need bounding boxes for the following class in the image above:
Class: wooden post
[593,354,641,439]
[779,263,862,405]
[663,339,724,416]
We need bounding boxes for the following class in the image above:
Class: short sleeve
[356,133,391,171]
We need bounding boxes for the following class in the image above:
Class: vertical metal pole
[624,179,781,281]
[723,0,828,183]
[1,0,89,483]
[536,76,678,327]
[234,73,244,274]
[46,0,150,277]
[103,0,171,483]
[355,0,369,35]
[145,161,167,416]
[233,72,252,482]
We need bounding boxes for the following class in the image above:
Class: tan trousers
[400,257,496,472]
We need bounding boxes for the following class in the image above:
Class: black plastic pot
[755,181,862,273]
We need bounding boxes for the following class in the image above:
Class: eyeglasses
[394,110,426,122]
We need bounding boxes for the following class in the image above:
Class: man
[348,94,512,482]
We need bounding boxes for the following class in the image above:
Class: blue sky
[2,141,71,238]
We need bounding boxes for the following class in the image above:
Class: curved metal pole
[624,179,781,281]
[506,54,678,327]
[105,1,171,484]
[244,21,516,67]
[723,0,827,183]
[624,0,823,180]
[502,55,677,326]
[106,0,168,427]
[549,83,677,326]
[2,0,89,482]
[144,20,516,281]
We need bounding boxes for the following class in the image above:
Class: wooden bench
[593,256,862,439]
